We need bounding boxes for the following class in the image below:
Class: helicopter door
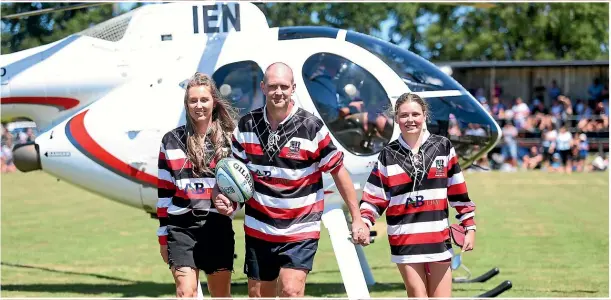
[292,44,408,159]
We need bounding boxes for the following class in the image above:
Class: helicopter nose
[12,142,42,172]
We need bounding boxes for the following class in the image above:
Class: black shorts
[166,212,235,274]
[244,235,318,281]
[542,147,552,162]
[559,150,572,165]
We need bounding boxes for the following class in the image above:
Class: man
[214,62,370,297]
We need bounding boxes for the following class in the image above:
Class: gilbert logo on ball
[215,158,254,203]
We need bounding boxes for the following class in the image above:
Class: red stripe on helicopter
[1,96,80,110]
[66,110,158,188]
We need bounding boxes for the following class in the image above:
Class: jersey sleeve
[359,155,391,228]
[231,126,250,165]
[446,143,476,230]
[157,138,176,245]
[311,121,344,174]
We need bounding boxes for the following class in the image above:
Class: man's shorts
[166,212,235,275]
[244,235,319,281]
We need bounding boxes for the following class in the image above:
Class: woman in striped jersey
[157,73,239,298]
[359,93,476,298]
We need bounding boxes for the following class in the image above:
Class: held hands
[462,230,476,252]
[351,218,371,246]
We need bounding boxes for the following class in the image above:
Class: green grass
[1,171,608,297]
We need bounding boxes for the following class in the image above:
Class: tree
[256,2,608,61]
[2,2,608,61]
[254,3,431,57]
[424,3,609,61]
[1,3,120,54]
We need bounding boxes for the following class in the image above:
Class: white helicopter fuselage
[1,3,504,297]
[2,1,499,216]
[1,2,414,214]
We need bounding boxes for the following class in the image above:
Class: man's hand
[462,230,476,252]
[160,244,169,264]
[213,193,234,216]
[351,218,371,246]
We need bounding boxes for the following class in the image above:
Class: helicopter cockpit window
[302,53,393,156]
[212,61,265,117]
[346,31,500,167]
[346,30,455,92]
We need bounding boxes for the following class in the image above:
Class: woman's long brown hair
[183,72,238,176]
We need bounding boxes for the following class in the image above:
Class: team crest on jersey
[289,141,301,153]
[286,140,303,159]
[435,158,446,177]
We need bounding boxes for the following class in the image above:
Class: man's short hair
[263,62,294,84]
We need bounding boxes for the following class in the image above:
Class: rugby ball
[215,158,254,204]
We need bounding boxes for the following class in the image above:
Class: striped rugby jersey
[231,104,344,243]
[359,130,476,263]
[156,125,237,245]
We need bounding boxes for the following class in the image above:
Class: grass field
[1,171,609,298]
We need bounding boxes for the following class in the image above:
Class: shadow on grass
[1,262,407,297]
[1,282,411,297]
[3,262,537,297]
[1,262,134,282]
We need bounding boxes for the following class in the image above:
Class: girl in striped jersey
[359,93,476,298]
[157,73,239,298]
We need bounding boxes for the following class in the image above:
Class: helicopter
[1,2,509,298]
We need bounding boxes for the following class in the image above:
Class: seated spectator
[512,97,530,129]
[574,99,587,118]
[538,115,556,133]
[577,133,589,171]
[587,154,608,172]
[492,81,503,98]
[465,123,487,137]
[579,101,608,132]
[547,153,564,173]
[489,96,505,120]
[448,123,462,137]
[548,79,562,101]
[521,115,539,134]
[540,127,557,170]
[25,128,36,143]
[550,125,573,174]
[601,85,609,114]
[558,95,573,122]
[588,77,604,104]
[550,99,564,119]
[499,157,517,172]
[1,138,16,173]
[533,78,546,102]
[475,87,487,105]
[501,120,518,169]
[522,146,543,170]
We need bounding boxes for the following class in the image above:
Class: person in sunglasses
[359,92,476,298]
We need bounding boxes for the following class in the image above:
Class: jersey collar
[263,100,299,126]
[398,129,431,151]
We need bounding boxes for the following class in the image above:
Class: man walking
[214,62,369,297]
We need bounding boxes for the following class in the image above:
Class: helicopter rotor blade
[1,3,109,20]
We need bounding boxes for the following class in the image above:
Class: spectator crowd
[467,77,609,173]
[1,122,37,173]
